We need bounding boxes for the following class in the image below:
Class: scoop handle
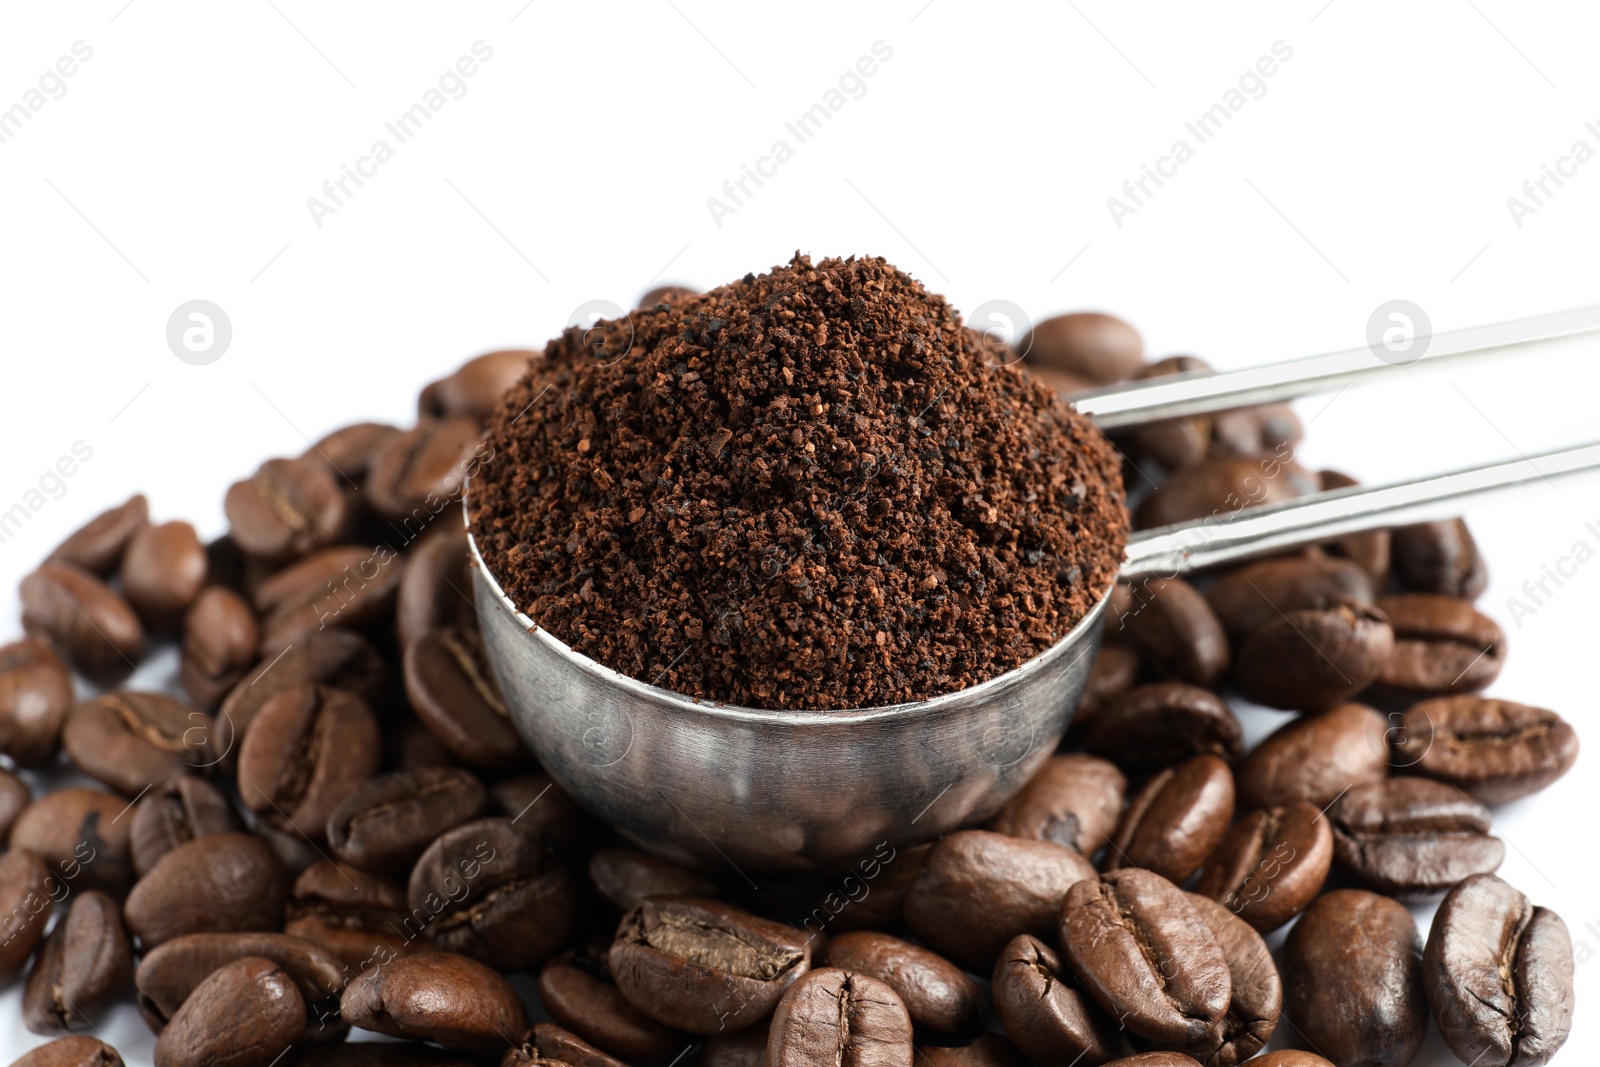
[1076,305,1600,430]
[1122,441,1600,580]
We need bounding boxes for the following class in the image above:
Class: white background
[2,2,1597,1063]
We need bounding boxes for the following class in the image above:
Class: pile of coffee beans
[0,287,1582,1067]
[470,254,1130,711]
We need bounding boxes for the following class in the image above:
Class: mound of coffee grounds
[470,254,1129,710]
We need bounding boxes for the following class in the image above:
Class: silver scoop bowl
[470,311,1600,876]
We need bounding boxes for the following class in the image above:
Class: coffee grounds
[470,254,1129,710]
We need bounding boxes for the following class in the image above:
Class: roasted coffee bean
[326,766,486,873]
[639,284,698,307]
[341,951,528,1053]
[1329,777,1504,898]
[819,930,984,1038]
[824,842,930,934]
[0,768,30,841]
[120,520,207,630]
[1058,868,1231,1045]
[1132,358,1216,467]
[10,788,135,896]
[914,1034,1027,1067]
[387,716,458,772]
[1424,873,1573,1067]
[1316,471,1391,581]
[237,684,379,841]
[1236,703,1389,810]
[905,830,1096,970]
[1205,556,1376,643]
[404,623,527,769]
[1171,894,1280,1067]
[257,824,326,879]
[1105,754,1234,884]
[588,847,720,912]
[1135,455,1316,530]
[1124,357,1215,471]
[0,637,74,767]
[491,771,591,856]
[302,424,400,543]
[1104,582,1139,643]
[129,776,242,878]
[397,526,474,651]
[252,545,403,651]
[768,968,913,1067]
[0,848,55,977]
[179,587,259,710]
[153,956,305,1067]
[1121,366,1301,474]
[218,629,389,759]
[365,417,484,521]
[419,350,535,422]
[286,860,419,970]
[1075,644,1141,726]
[1281,890,1427,1067]
[1373,593,1505,698]
[62,691,215,797]
[19,562,145,684]
[1096,1057,1203,1067]
[1192,801,1332,933]
[988,753,1126,855]
[1020,312,1144,385]
[47,494,148,575]
[134,931,346,1037]
[699,1022,770,1067]
[1109,578,1229,689]
[1082,684,1242,771]
[539,949,688,1060]
[1210,403,1302,460]
[1393,518,1488,599]
[1232,601,1393,710]
[610,896,810,1034]
[1028,361,1098,397]
[237,552,285,600]
[23,890,132,1034]
[124,833,289,949]
[1241,1054,1335,1067]
[303,422,403,482]
[224,456,349,562]
[203,536,249,596]
[504,1023,628,1067]
[8,1036,126,1067]
[1395,696,1579,803]
[991,934,1122,1067]
[409,816,579,971]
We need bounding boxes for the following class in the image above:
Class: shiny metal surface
[1123,439,1600,579]
[1076,304,1600,429]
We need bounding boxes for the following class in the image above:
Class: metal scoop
[468,308,1600,876]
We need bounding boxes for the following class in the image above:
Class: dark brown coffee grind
[471,254,1128,709]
